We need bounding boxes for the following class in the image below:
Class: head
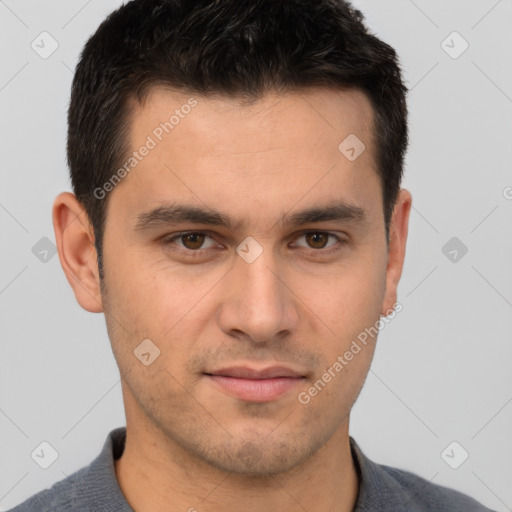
[54,0,411,476]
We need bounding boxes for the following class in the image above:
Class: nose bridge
[219,238,298,343]
[240,250,280,305]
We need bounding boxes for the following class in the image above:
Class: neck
[115,416,359,512]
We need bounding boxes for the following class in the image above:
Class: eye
[162,231,218,251]
[161,230,345,257]
[292,231,343,251]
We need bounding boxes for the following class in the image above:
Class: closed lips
[204,366,305,379]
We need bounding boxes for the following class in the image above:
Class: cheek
[104,243,184,329]
[295,249,387,344]
[102,246,224,366]
[300,269,384,415]
[101,267,197,399]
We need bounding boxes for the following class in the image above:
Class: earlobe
[381,189,412,316]
[52,192,104,313]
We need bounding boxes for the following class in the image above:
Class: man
[9,0,496,510]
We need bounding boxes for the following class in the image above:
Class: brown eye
[291,231,343,253]
[162,231,218,254]
[305,232,329,249]
[180,232,206,250]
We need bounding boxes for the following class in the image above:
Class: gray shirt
[8,427,496,511]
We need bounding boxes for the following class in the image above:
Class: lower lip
[206,375,304,402]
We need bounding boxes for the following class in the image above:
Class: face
[59,86,410,476]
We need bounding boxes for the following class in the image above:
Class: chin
[193,432,322,477]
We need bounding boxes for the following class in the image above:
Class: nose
[217,243,299,345]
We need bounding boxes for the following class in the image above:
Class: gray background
[1,0,511,510]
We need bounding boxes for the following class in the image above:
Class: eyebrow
[133,199,367,232]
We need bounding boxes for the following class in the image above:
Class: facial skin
[53,86,411,512]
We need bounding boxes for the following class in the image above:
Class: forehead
[135,85,375,150]
[108,86,381,229]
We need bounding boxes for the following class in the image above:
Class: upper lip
[205,365,305,379]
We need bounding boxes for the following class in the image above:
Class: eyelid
[162,231,219,251]
[290,231,345,250]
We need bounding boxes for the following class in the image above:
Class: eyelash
[161,231,346,257]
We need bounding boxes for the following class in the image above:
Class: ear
[381,188,412,316]
[52,192,104,313]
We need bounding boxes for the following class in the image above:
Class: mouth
[203,365,307,402]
